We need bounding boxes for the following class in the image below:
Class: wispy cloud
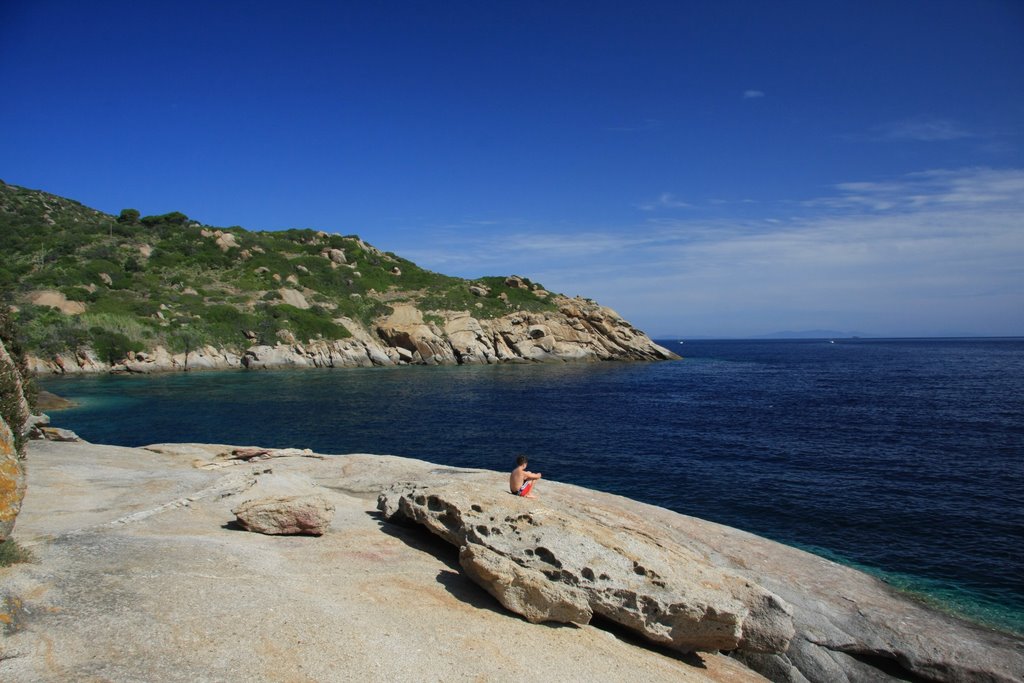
[873,117,974,141]
[742,89,765,99]
[402,168,1024,337]
[809,167,1024,210]
[637,192,692,211]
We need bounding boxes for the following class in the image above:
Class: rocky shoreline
[3,436,1022,682]
[26,296,680,375]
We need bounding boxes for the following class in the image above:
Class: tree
[169,328,206,371]
[117,208,140,224]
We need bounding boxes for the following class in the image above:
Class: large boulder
[374,304,458,365]
[377,480,794,655]
[231,471,335,536]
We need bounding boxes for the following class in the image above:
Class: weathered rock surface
[37,426,81,442]
[378,480,795,655]
[3,440,760,683]
[5,441,1024,681]
[28,295,678,374]
[0,410,22,542]
[231,471,335,536]
[0,337,29,541]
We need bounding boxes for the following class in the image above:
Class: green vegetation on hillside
[0,180,558,362]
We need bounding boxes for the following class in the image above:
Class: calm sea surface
[39,338,1024,635]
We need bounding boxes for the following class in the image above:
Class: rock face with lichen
[377,480,795,655]
[0,337,30,541]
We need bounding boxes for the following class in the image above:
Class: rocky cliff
[28,295,678,374]
[0,337,30,541]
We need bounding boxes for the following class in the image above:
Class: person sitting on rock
[509,455,541,498]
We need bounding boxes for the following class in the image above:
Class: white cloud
[402,168,1024,337]
[743,89,765,99]
[637,192,692,211]
[873,117,974,141]
[812,168,1024,210]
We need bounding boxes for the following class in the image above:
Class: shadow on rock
[368,509,460,571]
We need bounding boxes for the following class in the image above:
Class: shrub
[89,327,142,365]
[265,304,350,343]
[16,305,89,358]
[0,539,34,566]
[60,286,93,302]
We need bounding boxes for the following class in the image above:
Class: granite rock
[377,480,794,654]
[28,293,678,374]
[231,471,335,536]
[0,338,28,541]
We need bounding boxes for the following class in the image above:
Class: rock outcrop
[231,471,335,536]
[28,295,678,374]
[0,337,30,541]
[5,441,1023,682]
[377,476,1024,683]
[378,480,795,655]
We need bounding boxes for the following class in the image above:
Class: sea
[37,337,1024,636]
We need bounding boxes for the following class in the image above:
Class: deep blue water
[39,338,1024,635]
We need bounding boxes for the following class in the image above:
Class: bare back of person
[509,456,541,498]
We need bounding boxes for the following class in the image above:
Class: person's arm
[525,470,542,481]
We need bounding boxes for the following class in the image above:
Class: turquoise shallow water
[40,338,1024,635]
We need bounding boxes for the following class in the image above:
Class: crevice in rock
[842,650,931,682]
[587,613,708,668]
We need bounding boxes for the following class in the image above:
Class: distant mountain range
[656,330,870,341]
[751,330,869,339]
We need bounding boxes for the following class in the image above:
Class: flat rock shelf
[1,440,1021,682]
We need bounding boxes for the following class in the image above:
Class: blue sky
[3,1,1023,337]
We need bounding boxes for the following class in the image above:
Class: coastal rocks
[25,412,50,439]
[372,299,677,367]
[377,481,794,655]
[0,412,23,542]
[231,471,335,536]
[241,338,392,370]
[25,347,107,375]
[25,294,677,375]
[459,542,593,624]
[37,426,82,442]
[29,345,244,375]
[443,313,498,364]
[375,304,458,365]
[0,338,29,542]
[123,346,176,373]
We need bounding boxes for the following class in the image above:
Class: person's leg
[520,480,537,498]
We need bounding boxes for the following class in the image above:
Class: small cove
[39,338,1024,635]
